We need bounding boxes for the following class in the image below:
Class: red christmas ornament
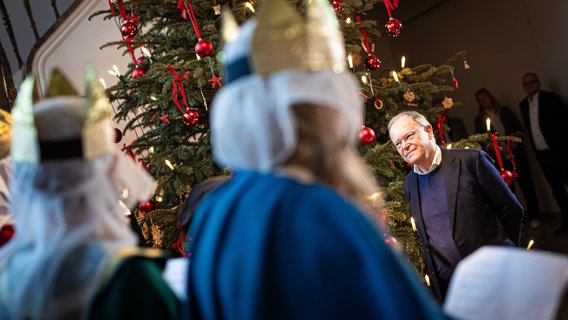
[132,67,146,79]
[138,200,155,215]
[121,21,138,39]
[452,76,459,89]
[114,128,123,143]
[365,54,381,70]
[385,18,403,37]
[0,225,15,247]
[331,0,343,17]
[195,39,213,57]
[136,56,147,66]
[500,169,515,186]
[331,0,343,12]
[183,108,200,126]
[374,98,383,110]
[141,161,151,171]
[358,126,376,144]
[208,74,223,88]
[161,112,170,124]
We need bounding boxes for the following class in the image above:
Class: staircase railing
[0,0,71,110]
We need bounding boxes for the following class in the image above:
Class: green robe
[90,248,180,319]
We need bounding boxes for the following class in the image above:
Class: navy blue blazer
[402,147,524,300]
[519,90,568,152]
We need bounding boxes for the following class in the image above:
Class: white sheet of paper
[162,257,189,301]
[443,246,568,320]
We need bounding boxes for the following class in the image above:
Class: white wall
[26,0,137,151]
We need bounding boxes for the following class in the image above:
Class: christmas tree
[93,0,502,281]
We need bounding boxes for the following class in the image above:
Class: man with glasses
[519,72,568,234]
[388,110,523,302]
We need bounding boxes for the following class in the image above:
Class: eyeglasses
[393,126,424,150]
[523,79,538,86]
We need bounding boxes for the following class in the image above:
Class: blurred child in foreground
[184,0,450,318]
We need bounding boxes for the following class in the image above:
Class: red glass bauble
[183,108,200,126]
[114,128,123,143]
[0,225,15,246]
[136,56,146,66]
[452,76,459,89]
[365,54,381,70]
[121,21,138,39]
[132,67,146,79]
[195,39,213,57]
[385,18,403,37]
[331,0,342,11]
[358,126,376,144]
[139,200,155,215]
[500,170,515,186]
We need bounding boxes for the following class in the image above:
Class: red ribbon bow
[177,0,201,38]
[437,111,447,144]
[356,16,371,54]
[172,222,188,257]
[123,38,137,63]
[383,0,399,18]
[490,132,504,170]
[168,65,190,112]
[506,135,518,177]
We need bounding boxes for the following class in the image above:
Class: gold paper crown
[223,0,347,78]
[11,66,114,163]
[0,109,11,159]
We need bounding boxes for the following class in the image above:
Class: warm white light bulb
[141,47,152,58]
[527,239,534,250]
[165,159,175,171]
[112,65,121,76]
[392,70,399,82]
[244,2,255,13]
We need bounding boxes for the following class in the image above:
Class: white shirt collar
[414,145,442,175]
[529,91,540,103]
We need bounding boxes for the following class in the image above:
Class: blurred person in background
[519,72,568,234]
[474,87,541,229]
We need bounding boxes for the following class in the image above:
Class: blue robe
[186,170,449,319]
